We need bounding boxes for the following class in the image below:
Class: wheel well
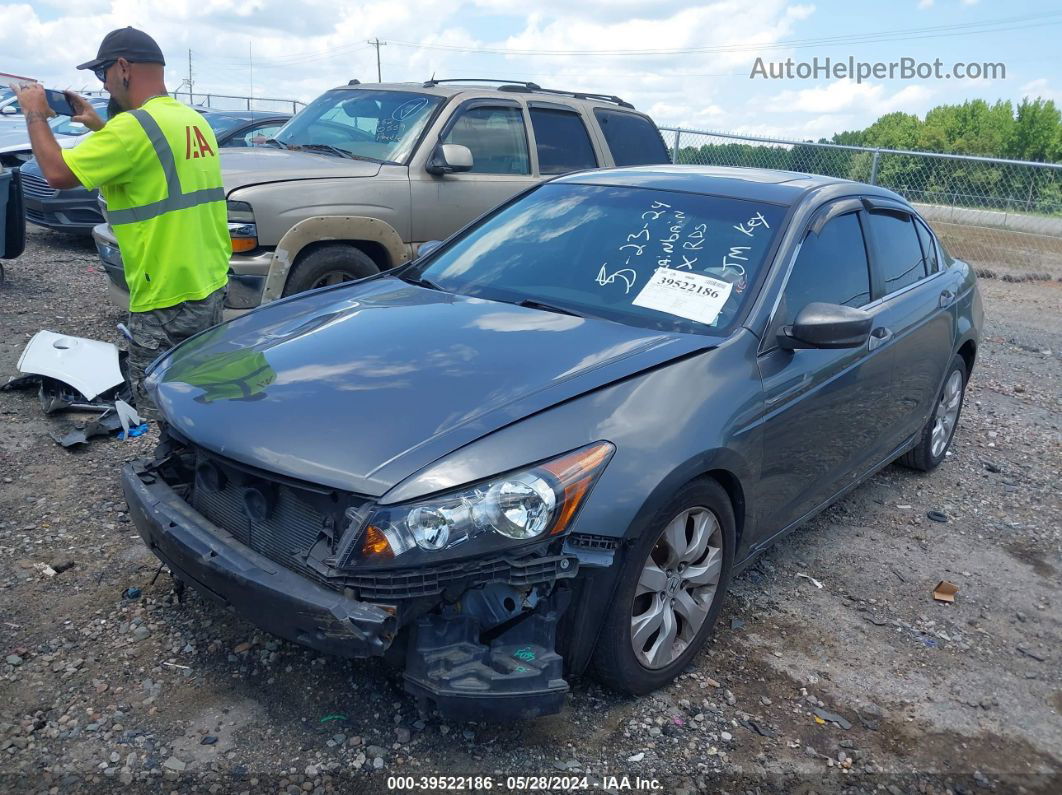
[704,469,745,550]
[958,339,977,377]
[293,239,391,271]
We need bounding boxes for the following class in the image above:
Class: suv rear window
[530,108,597,174]
[593,109,669,166]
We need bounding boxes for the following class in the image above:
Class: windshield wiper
[516,298,584,318]
[262,138,289,149]
[397,272,442,290]
[299,143,356,159]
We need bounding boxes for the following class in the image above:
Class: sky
[3,0,1061,141]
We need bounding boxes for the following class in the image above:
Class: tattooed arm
[9,83,81,189]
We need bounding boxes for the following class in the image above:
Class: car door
[409,99,539,244]
[860,202,957,451]
[527,103,601,175]
[754,204,897,536]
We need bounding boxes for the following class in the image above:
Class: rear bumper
[121,462,397,657]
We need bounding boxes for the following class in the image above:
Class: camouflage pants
[126,288,225,420]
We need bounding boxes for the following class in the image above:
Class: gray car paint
[145,166,982,570]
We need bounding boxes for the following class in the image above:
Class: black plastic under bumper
[121,463,397,657]
[404,589,571,721]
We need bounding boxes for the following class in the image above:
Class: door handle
[868,326,893,351]
[938,289,954,308]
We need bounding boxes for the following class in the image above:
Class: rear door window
[593,109,669,166]
[866,211,927,294]
[914,219,939,274]
[780,211,871,325]
[529,108,598,174]
[442,106,530,175]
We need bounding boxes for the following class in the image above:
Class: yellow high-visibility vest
[63,96,230,312]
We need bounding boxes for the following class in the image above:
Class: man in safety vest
[11,27,230,419]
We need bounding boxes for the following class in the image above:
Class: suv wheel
[592,478,735,695]
[898,354,968,472]
[283,244,379,296]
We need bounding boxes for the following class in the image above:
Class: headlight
[227,200,257,253]
[348,441,614,567]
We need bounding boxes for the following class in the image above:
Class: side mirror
[417,240,444,258]
[778,302,872,350]
[0,106,16,116]
[426,143,473,175]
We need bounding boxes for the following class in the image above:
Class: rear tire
[592,478,735,695]
[283,244,379,296]
[898,354,968,472]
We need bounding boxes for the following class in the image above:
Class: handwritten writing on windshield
[595,203,773,306]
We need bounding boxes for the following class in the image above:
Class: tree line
[674,98,1062,216]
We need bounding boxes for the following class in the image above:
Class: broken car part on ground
[3,329,144,447]
[122,166,982,719]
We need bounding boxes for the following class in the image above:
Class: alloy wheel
[630,507,723,670]
[930,370,963,459]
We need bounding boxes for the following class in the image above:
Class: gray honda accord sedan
[123,165,982,719]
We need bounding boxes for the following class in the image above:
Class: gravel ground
[1,226,1059,794]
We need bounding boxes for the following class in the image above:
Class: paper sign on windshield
[632,268,733,326]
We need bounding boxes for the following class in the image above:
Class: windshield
[202,114,243,138]
[410,183,786,335]
[52,104,109,136]
[273,88,442,163]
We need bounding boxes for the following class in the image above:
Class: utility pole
[249,40,254,109]
[367,38,386,82]
[187,49,193,99]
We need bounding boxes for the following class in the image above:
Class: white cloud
[1020,78,1062,103]
[0,1,1049,142]
[766,79,934,116]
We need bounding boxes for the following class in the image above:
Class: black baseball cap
[76,27,166,71]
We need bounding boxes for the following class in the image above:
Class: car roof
[327,81,646,113]
[200,110,291,122]
[552,164,907,206]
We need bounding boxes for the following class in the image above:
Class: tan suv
[93,79,670,311]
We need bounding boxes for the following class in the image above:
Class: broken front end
[122,430,616,719]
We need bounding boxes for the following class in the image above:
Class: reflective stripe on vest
[107,109,225,226]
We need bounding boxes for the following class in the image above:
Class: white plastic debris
[17,330,123,400]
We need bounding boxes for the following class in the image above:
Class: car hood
[149,277,718,496]
[220,147,382,193]
[0,131,80,153]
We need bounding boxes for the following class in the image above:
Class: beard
[107,96,125,118]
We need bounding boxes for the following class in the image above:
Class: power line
[205,42,373,67]
[385,11,1062,57]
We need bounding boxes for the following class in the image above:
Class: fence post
[869,149,881,185]
[672,129,681,164]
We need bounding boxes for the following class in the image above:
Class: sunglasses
[93,61,117,83]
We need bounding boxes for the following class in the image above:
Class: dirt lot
[1,226,1059,794]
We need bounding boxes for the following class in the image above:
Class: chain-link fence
[659,127,1062,279]
[170,91,305,114]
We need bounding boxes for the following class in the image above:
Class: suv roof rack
[420,78,635,109]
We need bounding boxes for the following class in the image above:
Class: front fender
[262,216,413,302]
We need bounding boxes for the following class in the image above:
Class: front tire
[592,478,735,695]
[898,354,968,472]
[283,244,379,296]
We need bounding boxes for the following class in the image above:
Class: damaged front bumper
[122,462,397,656]
[121,460,582,719]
